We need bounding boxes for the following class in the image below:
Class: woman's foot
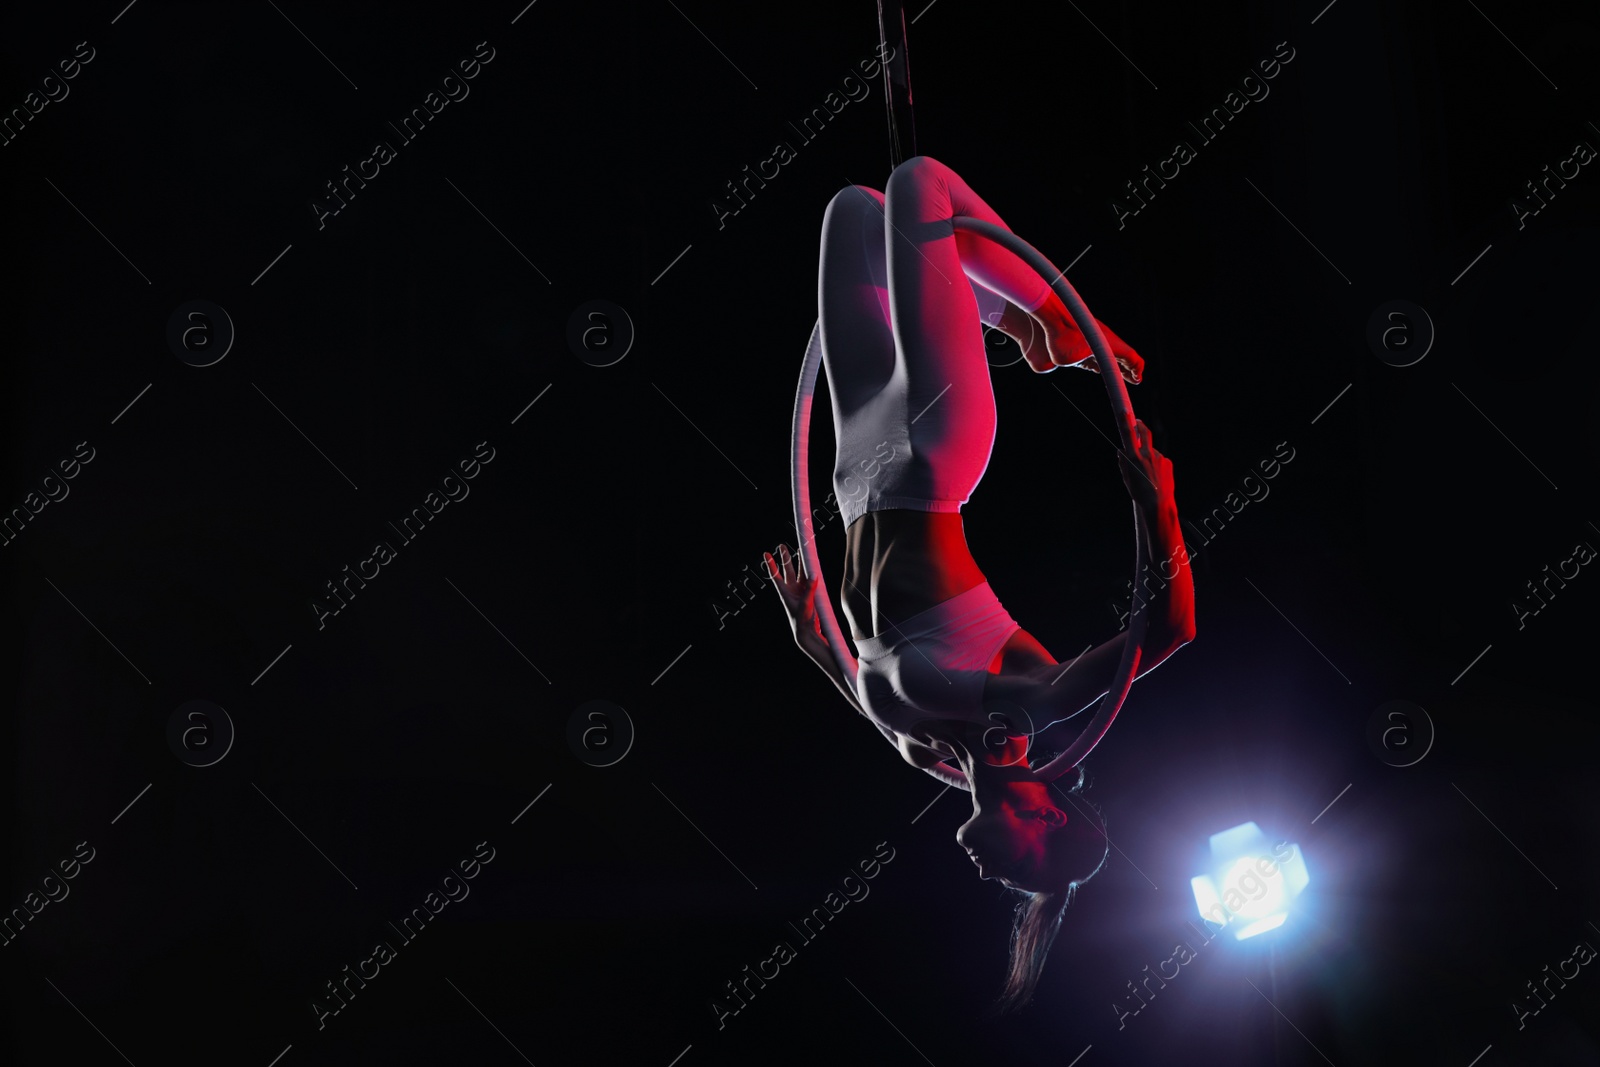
[993,299,1051,372]
[1034,296,1143,384]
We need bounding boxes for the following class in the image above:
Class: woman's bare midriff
[843,509,1064,772]
[840,509,987,643]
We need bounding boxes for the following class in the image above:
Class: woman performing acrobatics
[766,156,1196,1012]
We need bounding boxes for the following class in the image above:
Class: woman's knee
[824,183,885,225]
[887,154,951,194]
[885,155,958,223]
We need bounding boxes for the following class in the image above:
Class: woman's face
[920,718,1080,890]
[955,801,1055,889]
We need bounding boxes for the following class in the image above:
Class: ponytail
[991,885,1075,1015]
[987,760,1106,1015]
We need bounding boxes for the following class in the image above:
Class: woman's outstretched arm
[989,421,1195,730]
[765,543,865,714]
[766,542,974,791]
[1117,421,1196,653]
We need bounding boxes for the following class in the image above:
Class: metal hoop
[789,215,1150,783]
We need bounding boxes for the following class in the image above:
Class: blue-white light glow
[1189,821,1309,940]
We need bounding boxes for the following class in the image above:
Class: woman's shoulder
[981,627,1093,731]
[984,625,1132,741]
[985,627,1059,689]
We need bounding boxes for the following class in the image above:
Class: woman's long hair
[990,762,1109,1015]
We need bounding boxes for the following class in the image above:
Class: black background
[3,1,1598,1064]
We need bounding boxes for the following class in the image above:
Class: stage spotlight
[1189,821,1309,941]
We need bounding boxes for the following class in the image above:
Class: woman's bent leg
[883,156,1047,510]
[818,184,909,527]
[818,184,895,415]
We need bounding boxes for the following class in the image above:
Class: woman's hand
[765,543,831,659]
[1117,420,1197,652]
[767,543,871,714]
[1117,419,1174,513]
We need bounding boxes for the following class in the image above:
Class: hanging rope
[784,5,1149,782]
[876,0,916,170]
